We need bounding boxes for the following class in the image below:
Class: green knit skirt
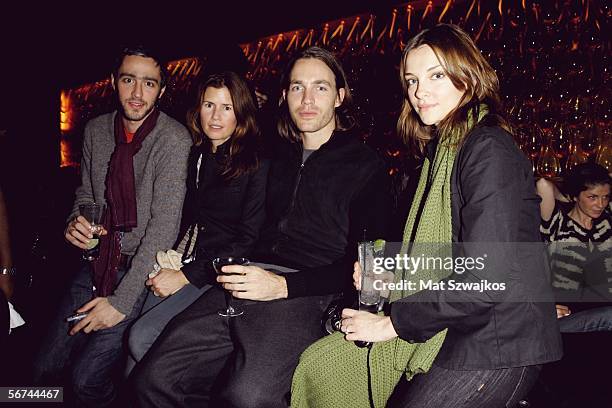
[291,330,446,408]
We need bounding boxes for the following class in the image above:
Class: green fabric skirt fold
[291,330,446,408]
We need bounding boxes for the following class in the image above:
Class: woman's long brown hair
[186,72,260,180]
[397,24,511,155]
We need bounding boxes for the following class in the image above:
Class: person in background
[32,45,192,406]
[127,71,269,370]
[537,162,611,333]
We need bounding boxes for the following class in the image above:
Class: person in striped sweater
[537,162,611,332]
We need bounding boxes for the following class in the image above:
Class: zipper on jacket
[289,162,305,211]
[278,143,317,234]
[279,161,305,234]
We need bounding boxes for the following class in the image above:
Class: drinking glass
[79,203,105,261]
[358,241,381,313]
[213,257,249,317]
[355,241,384,348]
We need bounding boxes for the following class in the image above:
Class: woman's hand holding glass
[341,261,399,343]
[340,308,398,343]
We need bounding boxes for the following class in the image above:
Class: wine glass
[213,257,249,317]
[78,203,105,261]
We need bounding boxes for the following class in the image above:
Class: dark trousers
[32,263,146,407]
[132,286,332,408]
[387,364,541,408]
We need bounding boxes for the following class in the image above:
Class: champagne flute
[78,203,105,261]
[213,257,249,317]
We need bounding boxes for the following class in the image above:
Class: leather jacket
[181,141,270,288]
[390,118,563,369]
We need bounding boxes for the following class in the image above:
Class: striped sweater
[541,201,612,303]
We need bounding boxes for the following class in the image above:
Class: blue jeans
[125,283,210,375]
[32,263,146,407]
[558,306,612,333]
[387,364,541,408]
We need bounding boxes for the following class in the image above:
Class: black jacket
[254,130,391,298]
[181,141,270,288]
[390,119,563,369]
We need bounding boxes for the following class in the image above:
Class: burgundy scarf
[92,109,160,296]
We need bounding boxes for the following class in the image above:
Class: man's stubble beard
[292,109,335,135]
[120,90,161,123]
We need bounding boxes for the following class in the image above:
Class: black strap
[366,345,375,408]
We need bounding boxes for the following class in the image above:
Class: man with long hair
[133,47,390,407]
[33,45,192,406]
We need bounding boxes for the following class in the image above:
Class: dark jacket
[390,119,563,369]
[254,129,391,298]
[181,141,270,288]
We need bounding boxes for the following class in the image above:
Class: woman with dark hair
[537,163,611,332]
[292,24,562,407]
[128,71,269,369]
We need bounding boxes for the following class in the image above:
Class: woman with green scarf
[291,24,562,407]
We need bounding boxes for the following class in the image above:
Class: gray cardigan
[70,111,192,315]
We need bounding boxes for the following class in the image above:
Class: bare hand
[69,297,125,335]
[556,304,571,319]
[0,275,14,301]
[64,216,108,250]
[146,268,189,297]
[217,264,288,301]
[340,308,398,343]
